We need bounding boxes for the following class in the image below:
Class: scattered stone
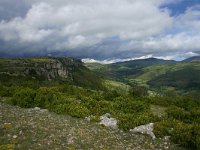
[13,135,17,139]
[164,136,170,141]
[33,107,40,111]
[19,130,23,135]
[164,146,169,149]
[130,123,156,139]
[99,113,118,129]
[40,109,48,113]
[0,102,182,150]
[85,115,96,122]
[85,116,92,122]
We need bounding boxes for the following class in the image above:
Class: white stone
[40,109,48,113]
[33,107,40,111]
[130,123,156,139]
[99,113,118,129]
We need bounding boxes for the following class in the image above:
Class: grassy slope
[85,58,175,82]
[140,60,200,89]
[85,59,200,90]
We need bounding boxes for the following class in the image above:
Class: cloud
[175,4,200,31]
[82,54,174,64]
[0,0,199,60]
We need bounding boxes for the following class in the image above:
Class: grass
[103,80,131,94]
[150,105,167,117]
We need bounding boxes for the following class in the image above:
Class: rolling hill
[85,58,176,82]
[85,57,200,90]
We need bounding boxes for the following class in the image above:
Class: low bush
[117,113,159,131]
[10,88,36,108]
[154,119,200,149]
[34,87,61,109]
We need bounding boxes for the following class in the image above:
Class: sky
[0,0,200,62]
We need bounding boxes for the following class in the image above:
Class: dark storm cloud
[0,0,200,61]
[0,0,30,21]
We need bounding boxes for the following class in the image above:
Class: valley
[0,57,200,150]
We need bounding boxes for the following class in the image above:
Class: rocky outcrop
[1,57,82,80]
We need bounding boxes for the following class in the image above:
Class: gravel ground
[0,101,187,150]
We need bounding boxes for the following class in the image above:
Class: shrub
[117,113,159,131]
[84,98,114,115]
[154,119,177,137]
[114,97,150,114]
[166,106,191,123]
[68,103,90,118]
[132,85,148,97]
[154,120,200,149]
[34,87,61,109]
[171,121,193,148]
[53,98,90,118]
[11,88,36,108]
[0,84,18,97]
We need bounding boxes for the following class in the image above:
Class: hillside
[1,57,200,149]
[148,67,200,89]
[0,57,104,90]
[1,101,185,150]
[85,58,200,90]
[183,56,200,62]
[85,58,175,82]
[139,60,200,90]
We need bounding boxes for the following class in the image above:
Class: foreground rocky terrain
[0,100,186,150]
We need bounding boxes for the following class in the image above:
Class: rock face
[99,113,118,129]
[130,123,156,139]
[0,57,82,80]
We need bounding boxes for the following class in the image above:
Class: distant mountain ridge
[183,56,200,62]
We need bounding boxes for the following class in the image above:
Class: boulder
[99,113,118,129]
[130,123,156,139]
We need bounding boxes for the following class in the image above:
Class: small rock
[19,130,23,135]
[164,136,170,141]
[85,116,92,122]
[40,109,48,113]
[164,146,169,149]
[13,135,17,139]
[33,107,40,111]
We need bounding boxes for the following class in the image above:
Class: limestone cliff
[0,57,82,80]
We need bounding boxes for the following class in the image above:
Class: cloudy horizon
[0,0,200,61]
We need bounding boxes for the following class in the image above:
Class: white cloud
[175,5,200,31]
[0,0,172,50]
[0,0,200,60]
[82,54,169,64]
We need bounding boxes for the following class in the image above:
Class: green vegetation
[1,80,200,149]
[1,57,200,149]
[85,58,200,91]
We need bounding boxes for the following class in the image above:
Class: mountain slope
[0,57,104,90]
[183,56,200,62]
[147,61,200,90]
[85,58,176,82]
[85,57,200,90]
